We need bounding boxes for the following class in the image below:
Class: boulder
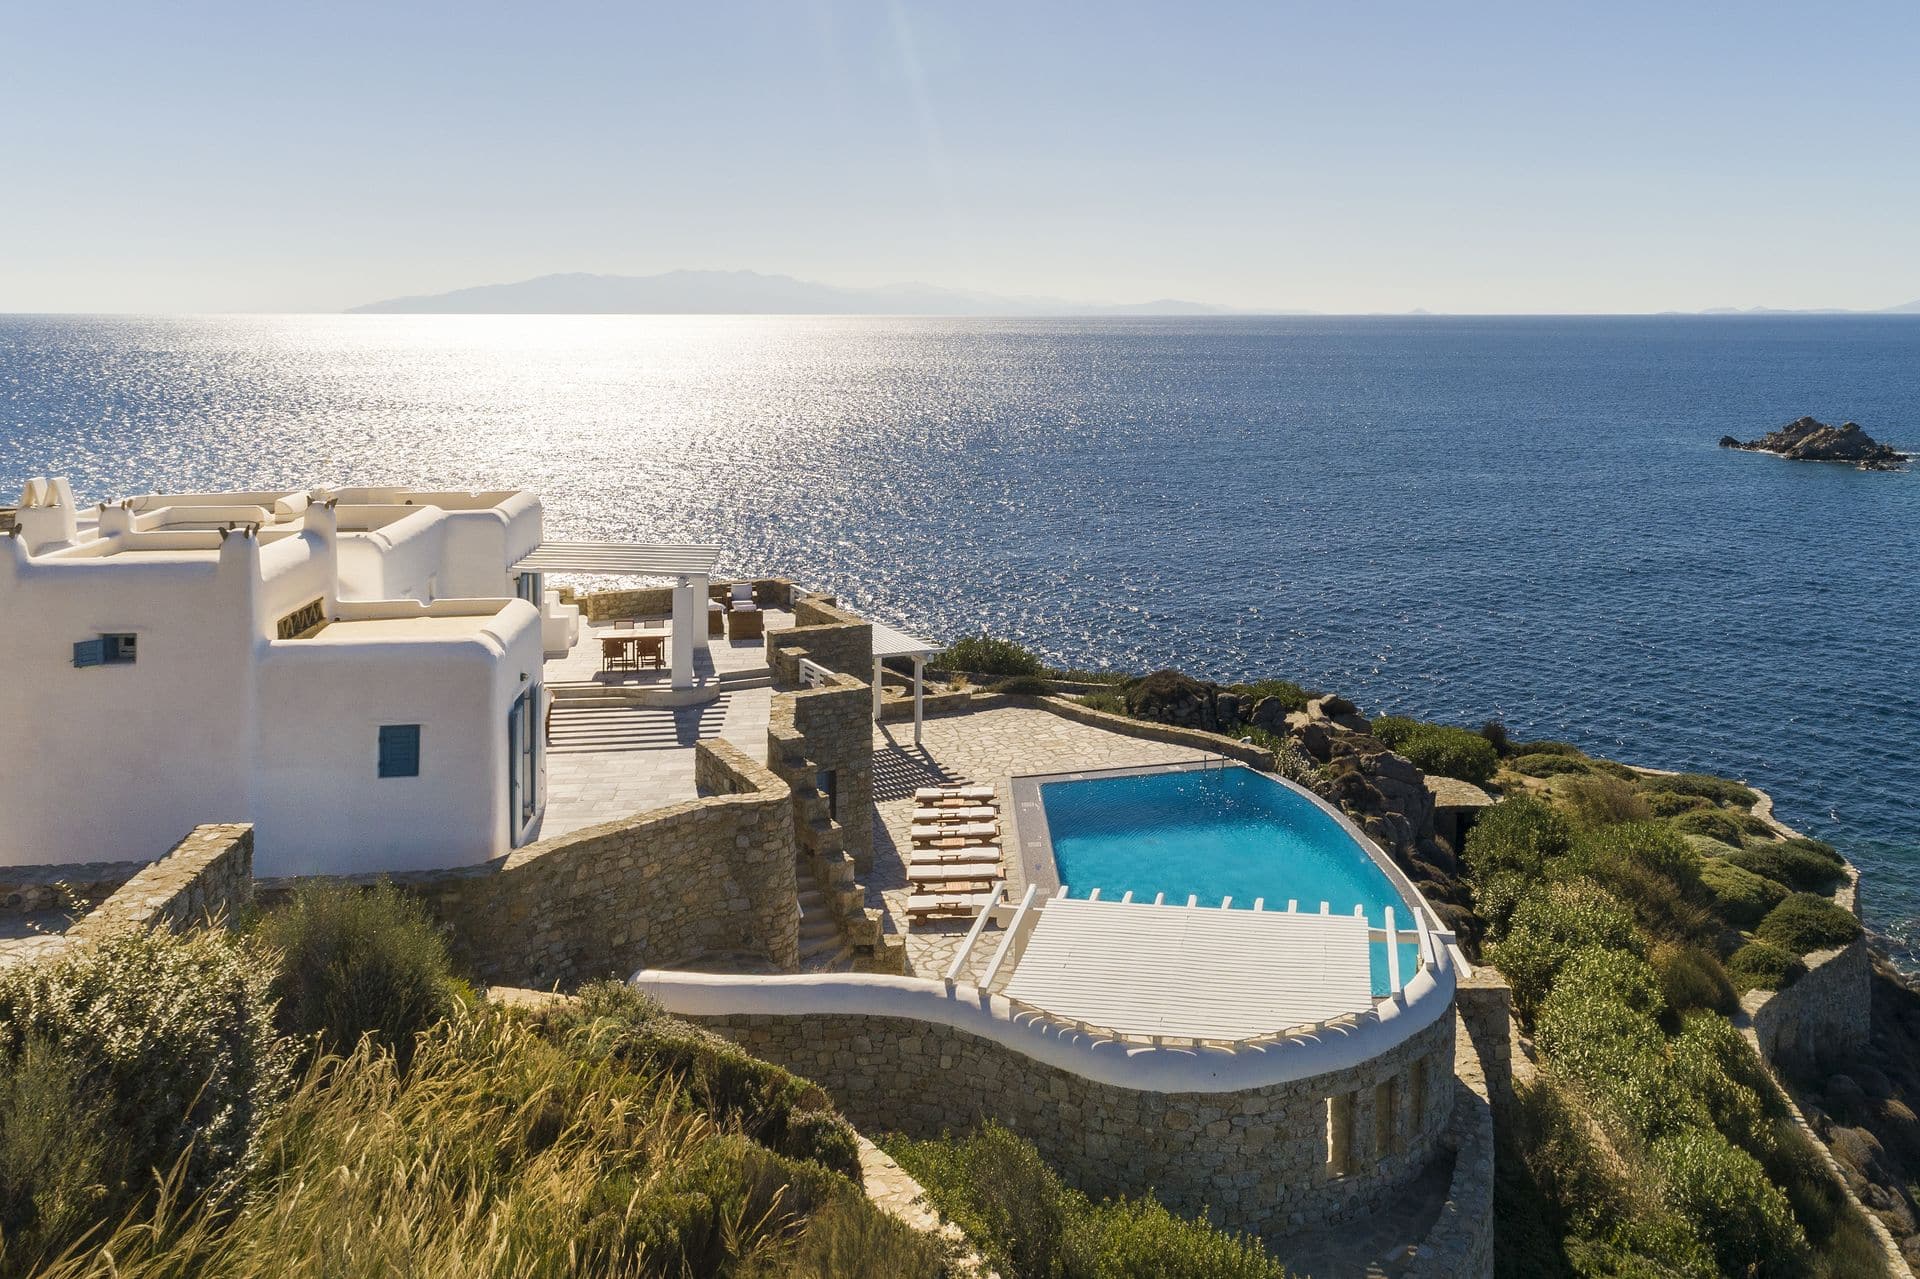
[1125,669,1214,730]
[1249,696,1292,733]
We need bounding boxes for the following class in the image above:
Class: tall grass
[27,1008,952,1279]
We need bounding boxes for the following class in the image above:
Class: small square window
[73,634,137,667]
[378,724,421,778]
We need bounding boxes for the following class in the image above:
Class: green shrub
[1513,740,1587,758]
[1548,947,1667,1020]
[256,880,457,1072]
[1722,843,1846,894]
[1701,858,1789,930]
[888,1122,1287,1279]
[1076,690,1126,715]
[936,635,1044,678]
[1555,774,1653,831]
[1386,722,1499,786]
[1462,796,1573,883]
[1534,977,1682,1139]
[1479,720,1512,756]
[1652,943,1738,1017]
[1649,1126,1806,1275]
[1568,821,1701,891]
[1777,835,1844,866]
[1668,1013,1779,1155]
[1754,894,1861,955]
[552,982,862,1179]
[0,1036,113,1270]
[1368,715,1422,748]
[1512,752,1592,778]
[1471,870,1532,940]
[1639,771,1760,810]
[1644,790,1714,819]
[1230,678,1314,712]
[1670,807,1747,846]
[989,674,1055,696]
[1060,1193,1284,1278]
[0,929,292,1268]
[1489,881,1641,1021]
[1726,941,1806,991]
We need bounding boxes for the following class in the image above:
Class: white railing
[798,657,833,689]
[942,879,1007,987]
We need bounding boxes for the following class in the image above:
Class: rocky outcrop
[1721,417,1907,470]
[1285,698,1481,943]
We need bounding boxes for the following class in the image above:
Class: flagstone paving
[868,704,1209,978]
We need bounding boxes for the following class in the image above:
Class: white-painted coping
[633,940,1457,1095]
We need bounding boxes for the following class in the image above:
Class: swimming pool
[1035,765,1423,995]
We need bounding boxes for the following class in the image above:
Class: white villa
[0,477,726,876]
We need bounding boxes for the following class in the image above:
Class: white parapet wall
[636,945,1459,1236]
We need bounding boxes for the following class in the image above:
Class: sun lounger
[911,805,996,824]
[913,785,995,803]
[907,891,998,919]
[909,845,1000,865]
[906,858,1000,881]
[911,821,997,844]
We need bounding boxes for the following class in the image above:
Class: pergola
[871,619,939,746]
[512,540,722,691]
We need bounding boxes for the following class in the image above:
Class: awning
[512,540,721,576]
[871,620,938,660]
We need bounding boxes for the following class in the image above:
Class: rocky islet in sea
[1720,416,1909,470]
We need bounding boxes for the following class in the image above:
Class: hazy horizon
[4,2,1917,315]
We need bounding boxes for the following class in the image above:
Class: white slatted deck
[1002,897,1375,1040]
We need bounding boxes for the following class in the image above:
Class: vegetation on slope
[0,889,952,1279]
[886,1122,1289,1279]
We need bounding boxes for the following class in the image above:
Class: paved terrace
[869,703,1207,979]
[532,611,789,841]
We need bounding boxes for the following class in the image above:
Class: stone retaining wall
[688,1005,1455,1237]
[769,595,873,682]
[263,740,799,988]
[0,825,254,967]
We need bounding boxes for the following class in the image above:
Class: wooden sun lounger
[909,845,1000,865]
[911,805,996,824]
[907,890,997,918]
[914,785,995,803]
[911,821,997,844]
[907,861,1001,884]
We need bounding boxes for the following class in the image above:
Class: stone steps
[545,701,727,753]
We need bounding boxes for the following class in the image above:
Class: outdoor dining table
[599,628,667,671]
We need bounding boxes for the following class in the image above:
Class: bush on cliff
[936,635,1043,678]
[886,1121,1286,1279]
[1639,772,1760,811]
[1512,752,1592,778]
[1702,858,1790,930]
[1489,881,1642,1021]
[1369,717,1498,786]
[255,880,459,1072]
[1723,843,1847,894]
[1670,807,1749,846]
[1727,941,1808,991]
[989,674,1056,696]
[1754,894,1863,956]
[1554,773,1652,831]
[1463,796,1573,884]
[1650,1127,1808,1275]
[1230,678,1314,712]
[1652,942,1739,1017]
[1645,789,1715,819]
[0,929,292,1271]
[1076,690,1127,715]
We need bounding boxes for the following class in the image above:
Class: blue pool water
[1041,766,1423,995]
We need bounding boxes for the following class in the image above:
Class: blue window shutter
[72,638,105,668]
[378,724,421,778]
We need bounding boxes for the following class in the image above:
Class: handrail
[980,883,1040,990]
[943,880,1006,987]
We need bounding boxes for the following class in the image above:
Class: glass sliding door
[507,685,542,844]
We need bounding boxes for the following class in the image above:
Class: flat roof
[1003,896,1375,1039]
[306,614,506,642]
[871,620,938,660]
[512,540,721,576]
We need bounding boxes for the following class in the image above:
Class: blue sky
[3,1,1917,313]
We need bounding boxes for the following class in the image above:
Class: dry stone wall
[768,595,873,682]
[690,1006,1455,1237]
[265,741,800,989]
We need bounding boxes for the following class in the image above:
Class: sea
[3,314,1916,963]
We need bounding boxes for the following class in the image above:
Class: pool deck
[869,704,1208,980]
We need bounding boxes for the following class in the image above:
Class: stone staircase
[545,699,728,753]
[796,873,853,970]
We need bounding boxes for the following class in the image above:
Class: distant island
[347,269,1274,317]
[1720,416,1909,470]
